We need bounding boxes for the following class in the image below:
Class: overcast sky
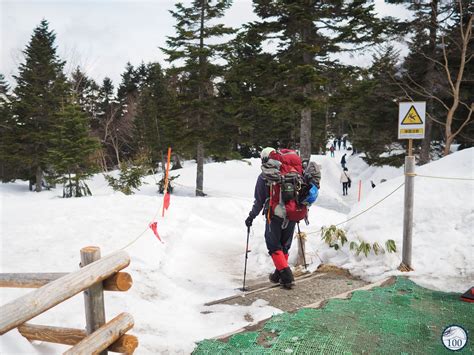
[0,0,412,88]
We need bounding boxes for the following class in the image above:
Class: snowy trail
[1,148,472,354]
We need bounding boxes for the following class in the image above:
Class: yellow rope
[307,182,406,235]
[406,173,474,181]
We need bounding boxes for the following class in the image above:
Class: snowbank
[331,148,474,292]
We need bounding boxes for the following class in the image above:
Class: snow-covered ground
[1,147,473,353]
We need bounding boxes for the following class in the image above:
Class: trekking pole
[241,226,251,291]
[297,222,308,270]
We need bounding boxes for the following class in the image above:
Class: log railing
[0,246,138,354]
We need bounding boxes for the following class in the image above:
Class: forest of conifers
[0,1,472,196]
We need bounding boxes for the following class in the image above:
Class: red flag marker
[163,191,170,211]
[149,222,163,243]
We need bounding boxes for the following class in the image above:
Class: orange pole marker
[162,147,172,217]
[358,180,362,202]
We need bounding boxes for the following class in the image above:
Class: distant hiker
[245,147,320,289]
[371,180,376,188]
[340,153,347,169]
[340,168,351,196]
[329,145,335,157]
[333,138,337,148]
[342,136,347,149]
[337,137,342,150]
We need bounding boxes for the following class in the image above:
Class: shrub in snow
[158,174,180,194]
[104,163,148,195]
[321,225,347,250]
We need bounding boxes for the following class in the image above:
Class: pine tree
[219,27,296,154]
[48,103,100,197]
[116,63,140,162]
[96,77,125,169]
[70,66,101,128]
[0,74,18,181]
[134,62,175,166]
[12,19,68,191]
[0,74,10,95]
[341,46,404,165]
[253,1,398,161]
[162,0,234,196]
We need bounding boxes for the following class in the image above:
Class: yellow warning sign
[401,105,423,125]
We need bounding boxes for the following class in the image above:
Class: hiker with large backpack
[245,147,320,289]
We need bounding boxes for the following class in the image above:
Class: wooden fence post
[0,250,130,335]
[80,246,107,354]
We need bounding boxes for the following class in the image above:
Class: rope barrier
[306,182,406,235]
[119,169,164,250]
[406,173,474,181]
[116,168,472,250]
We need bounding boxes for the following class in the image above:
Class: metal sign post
[398,102,426,272]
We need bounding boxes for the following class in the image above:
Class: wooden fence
[0,246,138,354]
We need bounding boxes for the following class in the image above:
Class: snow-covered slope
[340,148,474,292]
[1,148,472,353]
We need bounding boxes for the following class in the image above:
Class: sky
[0,0,412,88]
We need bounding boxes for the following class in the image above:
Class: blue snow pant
[264,216,296,255]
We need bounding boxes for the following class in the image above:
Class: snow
[1,147,473,353]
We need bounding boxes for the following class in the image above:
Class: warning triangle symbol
[401,105,423,125]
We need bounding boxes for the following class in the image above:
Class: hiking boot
[269,269,280,283]
[279,267,295,289]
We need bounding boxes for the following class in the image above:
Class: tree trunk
[300,104,312,161]
[299,21,312,162]
[172,154,182,170]
[35,165,43,192]
[444,134,454,156]
[196,141,205,196]
[324,104,329,152]
[160,150,166,174]
[195,0,206,197]
[419,0,438,165]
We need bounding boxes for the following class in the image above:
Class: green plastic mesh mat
[193,277,472,354]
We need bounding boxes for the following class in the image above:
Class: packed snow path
[1,148,472,353]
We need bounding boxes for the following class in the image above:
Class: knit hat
[260,147,275,162]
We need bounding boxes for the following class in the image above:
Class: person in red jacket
[245,147,296,289]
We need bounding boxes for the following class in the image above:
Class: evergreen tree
[162,0,234,196]
[12,19,68,191]
[219,27,297,155]
[0,74,10,95]
[70,66,101,128]
[0,74,17,181]
[340,46,404,166]
[96,77,125,169]
[253,0,397,161]
[116,63,140,161]
[48,103,100,197]
[134,62,175,167]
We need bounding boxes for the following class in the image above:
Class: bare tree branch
[405,73,451,111]
[452,104,473,138]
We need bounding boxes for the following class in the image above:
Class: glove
[245,216,253,228]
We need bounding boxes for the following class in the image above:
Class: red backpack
[264,149,308,222]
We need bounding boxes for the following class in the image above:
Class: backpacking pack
[261,149,321,223]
